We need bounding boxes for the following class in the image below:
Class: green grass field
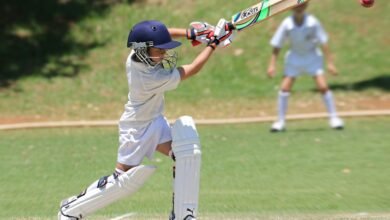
[0,0,389,121]
[1,0,389,219]
[1,117,389,219]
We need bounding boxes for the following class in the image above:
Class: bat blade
[231,0,309,31]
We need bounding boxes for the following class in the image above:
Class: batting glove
[187,21,215,46]
[212,18,236,47]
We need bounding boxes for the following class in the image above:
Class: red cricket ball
[360,0,375,8]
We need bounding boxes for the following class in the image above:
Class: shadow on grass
[0,0,134,88]
[329,75,390,92]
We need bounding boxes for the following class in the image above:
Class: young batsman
[267,2,344,132]
[58,20,234,220]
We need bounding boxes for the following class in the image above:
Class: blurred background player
[58,20,234,220]
[266,2,344,132]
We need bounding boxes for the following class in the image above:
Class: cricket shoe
[58,212,77,220]
[270,120,286,132]
[330,117,344,130]
[58,195,80,220]
[169,210,196,220]
[169,210,174,220]
[170,216,196,220]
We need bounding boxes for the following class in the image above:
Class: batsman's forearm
[178,46,215,80]
[168,28,188,38]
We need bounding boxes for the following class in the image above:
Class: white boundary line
[110,212,137,220]
[1,110,390,131]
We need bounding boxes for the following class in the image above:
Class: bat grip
[227,22,236,31]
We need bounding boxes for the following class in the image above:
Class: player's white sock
[322,90,338,118]
[277,91,290,122]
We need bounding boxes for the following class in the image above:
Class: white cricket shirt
[120,52,181,126]
[270,14,328,56]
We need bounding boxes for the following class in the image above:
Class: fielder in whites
[58,20,234,220]
[267,2,344,132]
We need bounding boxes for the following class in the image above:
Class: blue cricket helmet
[127,20,181,49]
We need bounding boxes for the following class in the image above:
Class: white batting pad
[171,116,202,220]
[59,165,156,220]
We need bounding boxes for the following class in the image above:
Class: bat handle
[227,22,236,31]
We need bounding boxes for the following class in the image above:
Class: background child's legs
[313,74,344,129]
[277,76,296,122]
[313,74,338,118]
[271,76,295,132]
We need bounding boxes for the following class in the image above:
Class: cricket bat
[228,0,310,32]
[193,0,310,46]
